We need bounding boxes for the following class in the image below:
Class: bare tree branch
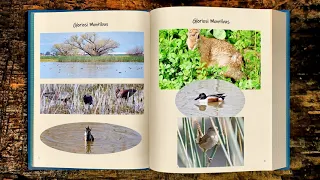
[126,46,144,56]
[51,44,78,56]
[62,33,120,56]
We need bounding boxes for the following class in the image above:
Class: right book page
[271,10,289,170]
[150,7,285,173]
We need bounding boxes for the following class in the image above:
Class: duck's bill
[194,97,200,100]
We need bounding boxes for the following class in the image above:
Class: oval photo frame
[175,79,245,117]
[40,122,142,154]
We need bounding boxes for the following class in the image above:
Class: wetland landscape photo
[40,84,144,115]
[40,32,144,78]
[40,122,142,154]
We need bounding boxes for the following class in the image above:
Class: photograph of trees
[40,32,144,79]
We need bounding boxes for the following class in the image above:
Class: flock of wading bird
[42,87,139,114]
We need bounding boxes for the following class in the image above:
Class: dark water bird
[194,93,226,105]
[116,88,137,100]
[84,126,94,141]
[83,95,93,108]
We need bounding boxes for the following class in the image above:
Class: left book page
[28,10,150,170]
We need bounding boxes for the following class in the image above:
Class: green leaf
[205,30,214,38]
[213,29,226,40]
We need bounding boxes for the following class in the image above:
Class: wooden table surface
[0,0,319,179]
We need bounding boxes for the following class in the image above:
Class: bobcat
[186,29,244,81]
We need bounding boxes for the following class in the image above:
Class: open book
[28,7,290,173]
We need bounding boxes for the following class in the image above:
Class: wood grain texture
[0,0,319,179]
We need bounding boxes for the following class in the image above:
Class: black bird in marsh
[83,95,93,109]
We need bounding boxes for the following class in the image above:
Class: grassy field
[40,55,144,62]
[40,84,144,115]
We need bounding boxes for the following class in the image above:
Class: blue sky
[40,32,144,54]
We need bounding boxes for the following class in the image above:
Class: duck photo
[175,79,245,117]
[40,84,144,115]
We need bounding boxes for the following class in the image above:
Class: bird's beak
[195,96,200,100]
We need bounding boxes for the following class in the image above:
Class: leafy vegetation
[40,55,144,62]
[159,29,261,90]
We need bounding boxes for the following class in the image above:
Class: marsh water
[40,62,144,78]
[175,79,245,117]
[40,122,141,154]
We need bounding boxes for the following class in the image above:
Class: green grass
[40,84,144,115]
[177,117,244,168]
[40,55,144,62]
[159,29,261,90]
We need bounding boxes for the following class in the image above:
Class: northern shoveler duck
[116,88,137,100]
[83,95,93,109]
[84,126,94,141]
[194,93,226,105]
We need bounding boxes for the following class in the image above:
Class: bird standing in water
[84,126,94,141]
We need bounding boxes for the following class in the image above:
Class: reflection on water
[175,79,245,117]
[40,122,141,154]
[85,141,93,154]
[40,62,144,78]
